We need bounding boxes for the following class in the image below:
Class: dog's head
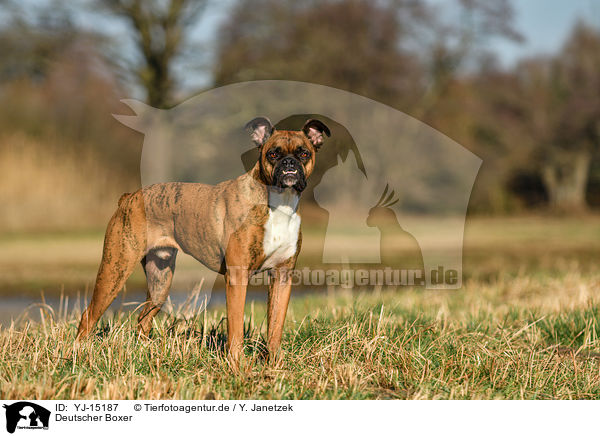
[246,117,330,192]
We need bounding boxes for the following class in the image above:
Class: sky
[9,0,600,91]
[191,0,600,84]
[492,0,600,66]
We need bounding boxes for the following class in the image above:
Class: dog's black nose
[281,156,297,169]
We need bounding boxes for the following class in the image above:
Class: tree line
[0,0,598,215]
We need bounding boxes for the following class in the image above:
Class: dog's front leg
[224,264,249,364]
[267,266,293,360]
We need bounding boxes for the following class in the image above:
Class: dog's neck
[247,160,268,185]
[248,162,300,214]
[267,186,299,215]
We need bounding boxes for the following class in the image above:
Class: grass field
[0,216,599,399]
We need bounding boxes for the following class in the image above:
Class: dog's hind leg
[137,247,177,337]
[76,193,146,340]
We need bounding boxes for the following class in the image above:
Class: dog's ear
[245,116,274,147]
[302,119,331,149]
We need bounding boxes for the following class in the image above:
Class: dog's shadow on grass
[94,313,269,360]
[94,323,113,338]
[165,316,269,360]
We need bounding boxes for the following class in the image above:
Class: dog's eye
[267,150,279,160]
[297,150,310,159]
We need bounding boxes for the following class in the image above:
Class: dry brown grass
[1,269,600,399]
[0,133,138,232]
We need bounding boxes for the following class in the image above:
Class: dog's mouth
[282,172,298,188]
[281,169,298,187]
[273,162,306,192]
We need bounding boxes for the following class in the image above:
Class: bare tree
[418,0,522,120]
[213,0,428,109]
[101,0,208,108]
[515,23,600,211]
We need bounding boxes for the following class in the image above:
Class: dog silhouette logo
[3,402,50,433]
[117,80,482,289]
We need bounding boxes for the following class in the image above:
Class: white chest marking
[262,188,301,270]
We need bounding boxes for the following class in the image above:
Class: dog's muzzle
[273,156,307,192]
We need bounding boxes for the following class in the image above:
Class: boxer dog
[75,117,330,362]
